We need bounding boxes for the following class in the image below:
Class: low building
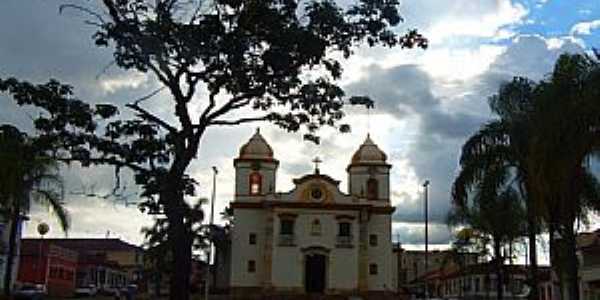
[76,253,128,292]
[416,263,554,300]
[17,239,78,297]
[578,230,600,300]
[395,246,479,294]
[31,238,144,287]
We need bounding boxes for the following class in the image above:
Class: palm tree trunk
[526,199,539,300]
[494,237,504,300]
[3,208,19,296]
[564,224,580,300]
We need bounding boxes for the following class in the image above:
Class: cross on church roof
[312,157,322,174]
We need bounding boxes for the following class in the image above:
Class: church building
[230,129,397,297]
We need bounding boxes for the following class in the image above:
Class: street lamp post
[204,166,218,300]
[37,223,49,285]
[423,180,430,300]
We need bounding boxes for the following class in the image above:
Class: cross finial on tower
[312,156,322,174]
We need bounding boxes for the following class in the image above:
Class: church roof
[238,128,274,160]
[292,173,341,186]
[349,134,388,165]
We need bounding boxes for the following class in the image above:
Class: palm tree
[452,77,542,300]
[0,125,69,295]
[450,161,527,300]
[527,54,600,300]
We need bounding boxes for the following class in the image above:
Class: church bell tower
[347,134,391,201]
[234,128,279,199]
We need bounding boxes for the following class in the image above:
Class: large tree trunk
[168,216,192,300]
[166,203,193,300]
[3,209,19,296]
[493,238,504,300]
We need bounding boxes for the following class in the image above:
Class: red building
[18,239,78,297]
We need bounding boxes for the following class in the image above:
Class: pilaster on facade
[262,208,274,291]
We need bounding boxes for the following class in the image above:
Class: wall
[367,214,394,291]
[230,209,265,288]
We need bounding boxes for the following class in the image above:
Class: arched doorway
[304,253,326,293]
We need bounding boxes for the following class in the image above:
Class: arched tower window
[249,172,262,195]
[367,178,378,200]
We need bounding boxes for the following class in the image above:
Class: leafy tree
[0,125,69,295]
[452,77,541,300]
[527,53,600,300]
[0,1,425,298]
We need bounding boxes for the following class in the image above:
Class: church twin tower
[233,128,391,202]
[230,129,396,297]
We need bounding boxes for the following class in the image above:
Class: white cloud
[570,19,600,35]
[404,0,528,43]
[100,72,150,94]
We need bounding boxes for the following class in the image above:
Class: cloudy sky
[1,0,600,255]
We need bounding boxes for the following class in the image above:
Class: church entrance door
[305,254,326,294]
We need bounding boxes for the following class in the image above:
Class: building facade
[19,238,143,293]
[18,240,78,297]
[230,130,396,297]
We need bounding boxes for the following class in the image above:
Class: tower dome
[350,134,388,165]
[238,128,274,160]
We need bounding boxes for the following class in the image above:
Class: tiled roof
[21,238,143,253]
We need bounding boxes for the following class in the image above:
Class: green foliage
[0,125,70,232]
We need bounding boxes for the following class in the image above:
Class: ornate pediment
[284,173,353,204]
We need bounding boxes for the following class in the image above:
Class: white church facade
[230,129,397,297]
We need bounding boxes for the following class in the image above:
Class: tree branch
[206,91,263,122]
[125,87,177,133]
[57,157,150,174]
[210,115,271,126]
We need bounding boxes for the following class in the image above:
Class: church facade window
[281,219,294,235]
[367,178,378,200]
[369,263,378,275]
[336,221,353,248]
[278,214,297,246]
[338,222,351,237]
[249,233,256,245]
[369,234,378,246]
[247,260,256,273]
[311,219,321,236]
[249,172,262,195]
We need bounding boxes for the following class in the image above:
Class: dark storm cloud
[346,64,485,234]
[346,35,586,247]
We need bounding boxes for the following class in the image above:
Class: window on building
[249,233,257,245]
[366,178,379,200]
[281,219,294,235]
[369,264,378,275]
[249,172,262,195]
[475,277,480,292]
[248,260,256,273]
[311,219,321,236]
[369,234,378,246]
[338,222,351,237]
